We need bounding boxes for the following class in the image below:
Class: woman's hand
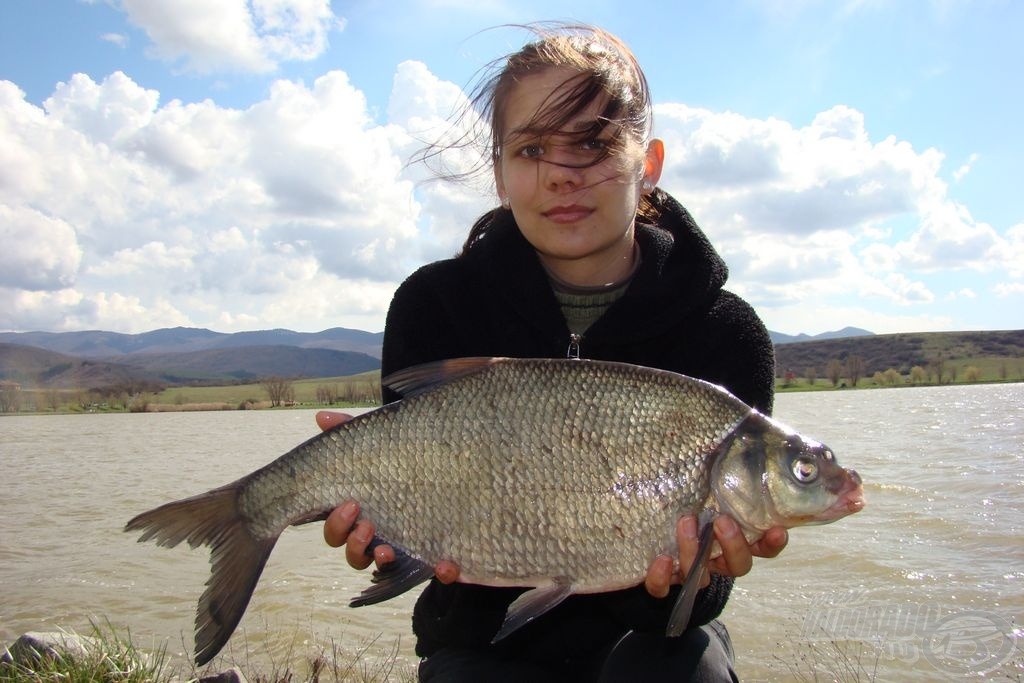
[315,411,460,583]
[643,514,788,598]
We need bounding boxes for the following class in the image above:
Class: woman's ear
[643,139,665,188]
[494,166,507,207]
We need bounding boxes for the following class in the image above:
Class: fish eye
[791,457,819,483]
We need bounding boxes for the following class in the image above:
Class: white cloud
[100,32,129,48]
[998,223,1024,279]
[945,288,977,301]
[653,101,1019,331]
[117,0,339,74]
[952,152,979,182]
[657,104,928,237]
[1,57,1018,335]
[993,282,1024,297]
[0,205,82,290]
[87,241,197,277]
[0,62,476,333]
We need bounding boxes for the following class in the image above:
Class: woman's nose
[542,151,585,191]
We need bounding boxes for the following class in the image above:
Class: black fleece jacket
[380,189,775,663]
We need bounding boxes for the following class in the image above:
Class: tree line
[780,354,1019,389]
[259,376,382,408]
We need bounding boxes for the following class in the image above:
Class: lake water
[1,384,1021,680]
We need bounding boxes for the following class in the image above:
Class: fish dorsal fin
[383,357,506,399]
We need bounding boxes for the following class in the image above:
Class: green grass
[0,622,175,683]
[149,370,382,409]
[7,371,385,414]
[0,622,416,683]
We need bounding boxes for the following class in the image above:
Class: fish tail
[125,484,277,666]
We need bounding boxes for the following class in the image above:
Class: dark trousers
[418,620,738,682]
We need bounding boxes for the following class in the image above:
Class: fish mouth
[819,469,866,521]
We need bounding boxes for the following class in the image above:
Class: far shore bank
[1,377,1021,417]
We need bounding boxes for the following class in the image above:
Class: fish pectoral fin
[289,510,331,526]
[666,508,717,637]
[349,544,434,607]
[491,578,574,643]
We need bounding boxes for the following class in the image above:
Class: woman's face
[494,67,663,286]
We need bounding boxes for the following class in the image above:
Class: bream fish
[126,357,865,665]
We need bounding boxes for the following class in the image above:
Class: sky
[0,0,1021,337]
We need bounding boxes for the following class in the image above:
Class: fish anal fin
[125,485,277,666]
[382,357,505,398]
[349,543,434,607]
[666,508,718,637]
[491,578,574,643]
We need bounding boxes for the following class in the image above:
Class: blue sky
[1,0,1021,336]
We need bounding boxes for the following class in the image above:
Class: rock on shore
[1,630,247,683]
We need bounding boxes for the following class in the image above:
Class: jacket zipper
[566,333,582,359]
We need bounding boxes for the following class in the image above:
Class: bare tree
[262,377,295,408]
[845,355,865,387]
[910,366,927,384]
[45,389,63,411]
[0,383,21,412]
[805,365,818,387]
[826,359,844,387]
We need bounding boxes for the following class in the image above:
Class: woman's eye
[581,138,607,152]
[792,457,819,483]
[518,144,543,158]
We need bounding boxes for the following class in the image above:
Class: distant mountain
[0,341,380,391]
[0,326,385,359]
[2,325,870,358]
[769,327,875,345]
[3,327,1022,392]
[774,329,1024,377]
[0,343,165,390]
[115,345,380,383]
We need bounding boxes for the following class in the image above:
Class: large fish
[126,357,864,665]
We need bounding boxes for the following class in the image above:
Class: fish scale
[243,359,742,584]
[126,356,864,666]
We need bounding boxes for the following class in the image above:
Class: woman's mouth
[543,205,593,224]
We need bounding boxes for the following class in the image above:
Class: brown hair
[413,24,659,252]
[482,24,653,169]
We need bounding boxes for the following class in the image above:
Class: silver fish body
[126,357,864,665]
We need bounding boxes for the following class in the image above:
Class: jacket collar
[463,190,729,343]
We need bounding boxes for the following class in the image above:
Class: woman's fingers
[316,411,353,432]
[707,515,753,578]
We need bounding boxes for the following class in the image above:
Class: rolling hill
[773,329,1024,379]
[0,342,380,390]
[0,326,384,359]
[2,326,1021,393]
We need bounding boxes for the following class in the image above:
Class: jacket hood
[463,189,730,344]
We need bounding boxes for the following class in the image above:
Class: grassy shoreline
[4,378,1019,417]
[3,375,1021,417]
[1,623,417,683]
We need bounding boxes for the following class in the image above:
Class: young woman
[320,24,787,681]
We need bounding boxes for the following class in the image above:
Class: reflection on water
[1,385,1021,680]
